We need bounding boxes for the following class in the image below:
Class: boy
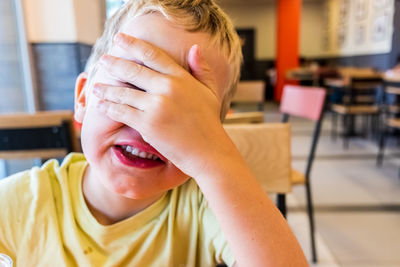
[0,0,308,266]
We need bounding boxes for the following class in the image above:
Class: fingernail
[99,55,112,65]
[114,33,124,44]
[96,100,106,110]
[114,33,129,48]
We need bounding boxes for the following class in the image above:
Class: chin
[113,186,164,200]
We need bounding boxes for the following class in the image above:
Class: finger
[96,99,144,130]
[114,33,184,75]
[93,83,148,111]
[99,55,167,94]
[187,44,217,91]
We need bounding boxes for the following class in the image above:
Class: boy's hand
[94,33,233,177]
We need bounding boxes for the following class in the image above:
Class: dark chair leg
[305,179,318,263]
[276,194,287,218]
[257,102,264,111]
[362,115,368,138]
[372,114,379,139]
[343,115,350,149]
[376,127,386,167]
[331,112,337,141]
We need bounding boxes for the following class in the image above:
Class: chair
[0,110,80,165]
[223,111,264,124]
[222,123,290,267]
[231,80,265,111]
[329,74,382,148]
[376,76,400,174]
[224,123,292,196]
[279,84,327,263]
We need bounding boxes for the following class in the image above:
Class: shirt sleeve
[0,170,32,262]
[198,192,236,267]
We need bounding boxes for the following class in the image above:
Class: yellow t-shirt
[0,153,235,267]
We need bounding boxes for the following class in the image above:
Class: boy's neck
[82,165,164,225]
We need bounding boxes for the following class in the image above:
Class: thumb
[188,44,216,90]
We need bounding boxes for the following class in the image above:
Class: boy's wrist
[190,132,248,184]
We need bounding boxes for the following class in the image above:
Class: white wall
[22,0,104,44]
[300,1,324,57]
[220,2,276,60]
[221,0,394,60]
[73,0,105,45]
[23,0,77,43]
[221,1,321,60]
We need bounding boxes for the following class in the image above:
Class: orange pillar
[275,0,302,101]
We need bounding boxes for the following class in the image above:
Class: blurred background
[1,0,400,266]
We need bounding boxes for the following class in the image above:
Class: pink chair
[279,85,326,263]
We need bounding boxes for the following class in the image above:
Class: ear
[74,72,88,124]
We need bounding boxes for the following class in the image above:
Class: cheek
[80,107,121,160]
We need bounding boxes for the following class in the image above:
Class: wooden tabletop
[0,110,74,129]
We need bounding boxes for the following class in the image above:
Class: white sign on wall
[321,0,394,56]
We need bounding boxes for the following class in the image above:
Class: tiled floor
[258,103,400,266]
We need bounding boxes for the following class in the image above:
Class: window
[106,0,125,18]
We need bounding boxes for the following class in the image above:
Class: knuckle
[110,103,125,117]
[161,77,176,96]
[118,87,129,102]
[124,64,142,83]
[99,87,109,99]
[149,95,170,114]
[126,36,138,47]
[151,94,165,108]
[142,47,158,62]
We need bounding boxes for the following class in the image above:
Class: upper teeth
[121,145,159,160]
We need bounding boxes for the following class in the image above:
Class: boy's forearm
[194,136,308,267]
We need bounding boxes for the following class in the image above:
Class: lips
[112,140,166,169]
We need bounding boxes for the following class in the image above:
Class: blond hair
[85,0,242,120]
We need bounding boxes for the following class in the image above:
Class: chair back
[280,85,326,121]
[223,111,264,124]
[280,85,326,181]
[382,77,400,120]
[343,76,382,106]
[0,110,80,159]
[231,80,265,110]
[224,123,292,194]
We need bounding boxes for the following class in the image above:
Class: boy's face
[75,13,231,200]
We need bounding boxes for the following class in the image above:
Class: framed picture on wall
[373,0,390,9]
[372,14,389,42]
[321,32,330,51]
[337,25,346,48]
[339,0,349,24]
[355,23,366,45]
[355,0,368,20]
[321,2,331,51]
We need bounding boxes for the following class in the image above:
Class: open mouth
[113,145,165,169]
